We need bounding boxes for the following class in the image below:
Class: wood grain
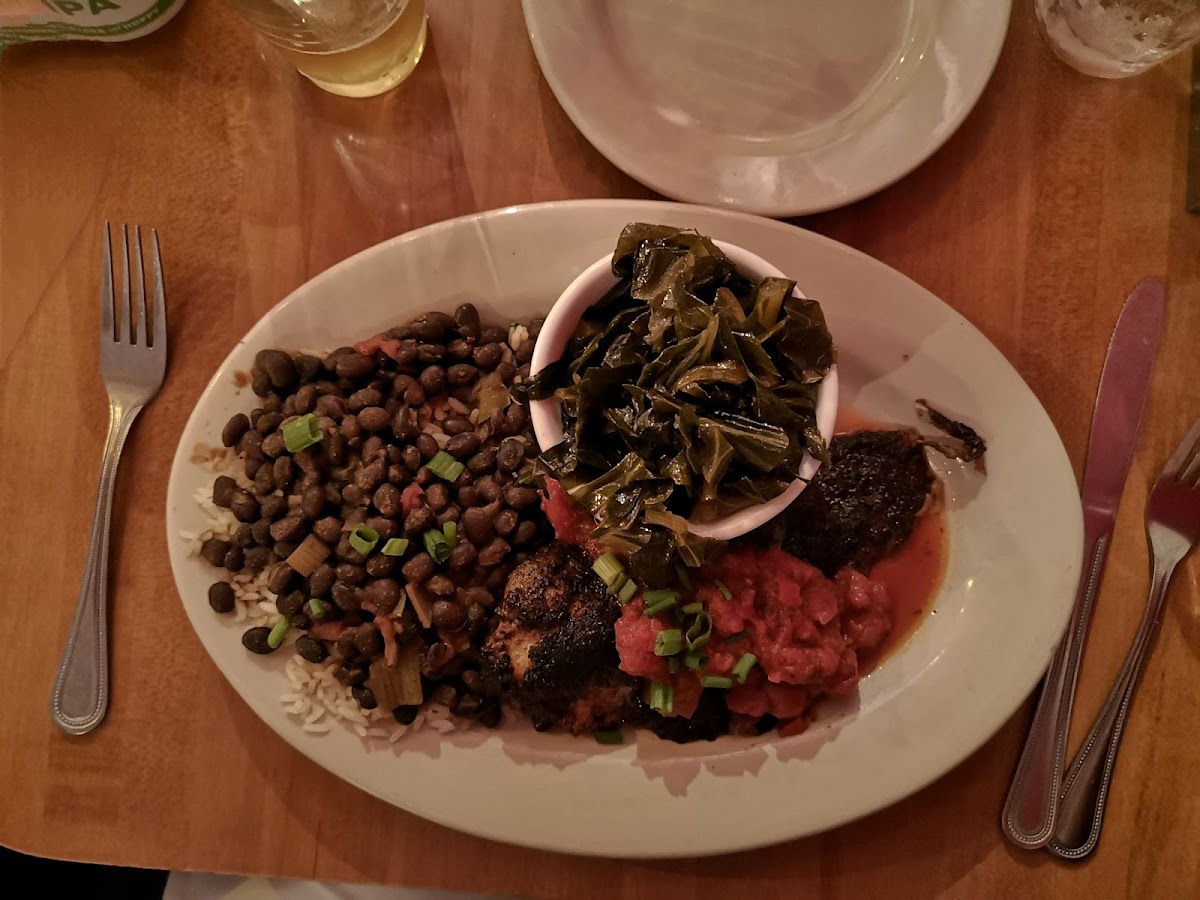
[1,2,1198,896]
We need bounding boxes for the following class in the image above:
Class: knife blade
[1001,276,1166,849]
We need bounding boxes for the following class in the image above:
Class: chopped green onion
[643,588,680,606]
[381,538,409,557]
[685,611,712,651]
[282,413,323,453]
[348,524,379,556]
[680,601,703,615]
[592,552,625,587]
[649,681,674,714]
[653,628,683,657]
[423,528,451,564]
[684,651,708,671]
[700,675,733,689]
[267,615,291,649]
[427,450,465,482]
[643,594,678,618]
[714,579,732,601]
[727,629,748,643]
[617,578,639,604]
[732,653,758,683]
[674,562,692,591]
[593,728,624,745]
[668,656,681,674]
[442,520,457,545]
[307,598,327,619]
[607,573,628,597]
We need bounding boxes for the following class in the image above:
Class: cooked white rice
[183,443,459,744]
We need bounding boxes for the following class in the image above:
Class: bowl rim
[528,238,839,540]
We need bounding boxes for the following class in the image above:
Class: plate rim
[521,1,1013,216]
[166,199,1081,857]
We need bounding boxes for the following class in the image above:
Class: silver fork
[1047,416,1200,859]
[49,223,167,736]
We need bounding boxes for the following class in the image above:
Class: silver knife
[1001,277,1166,849]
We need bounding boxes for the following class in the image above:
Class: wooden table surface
[2,2,1198,896]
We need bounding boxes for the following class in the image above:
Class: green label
[1,0,179,45]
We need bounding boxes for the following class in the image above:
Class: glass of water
[225,0,428,97]
[1035,0,1200,77]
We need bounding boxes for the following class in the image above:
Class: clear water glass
[1035,0,1200,77]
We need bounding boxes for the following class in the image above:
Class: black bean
[411,433,436,461]
[268,563,297,595]
[366,554,396,577]
[388,409,417,443]
[419,365,446,394]
[335,563,366,585]
[335,535,367,564]
[353,623,384,657]
[335,352,375,380]
[453,693,482,718]
[362,435,386,462]
[464,450,494,476]
[441,416,472,436]
[338,666,368,687]
[402,552,435,584]
[230,490,260,523]
[232,523,255,548]
[370,482,400,517]
[465,602,487,633]
[485,566,509,591]
[242,626,275,655]
[478,699,502,728]
[274,539,300,560]
[411,315,449,343]
[201,537,232,568]
[447,541,477,569]
[477,538,511,567]
[426,575,456,599]
[255,411,284,435]
[504,485,540,510]
[262,393,283,413]
[473,343,503,370]
[244,547,273,572]
[393,705,420,724]
[453,303,481,339]
[475,477,501,504]
[416,344,444,364]
[299,485,325,520]
[259,494,288,521]
[495,361,517,384]
[423,641,455,676]
[251,518,273,546]
[514,520,540,546]
[296,635,327,664]
[446,363,478,386]
[331,582,360,611]
[357,407,391,432]
[456,485,480,507]
[480,325,507,344]
[364,578,402,615]
[255,349,298,390]
[437,506,461,526]
[396,447,418,474]
[502,404,529,436]
[277,590,306,617]
[253,465,276,496]
[446,339,473,361]
[208,582,236,613]
[366,516,397,538]
[387,464,408,486]
[352,685,378,710]
[221,414,250,448]
[413,466,433,486]
[431,599,466,631]
[514,339,535,365]
[315,394,346,418]
[462,506,495,545]
[425,482,450,512]
[309,564,335,597]
[445,432,481,459]
[251,369,272,398]
[347,387,383,412]
[290,384,316,416]
[261,432,286,459]
[394,340,419,367]
[273,457,295,492]
[354,461,385,494]
[339,417,362,445]
[496,438,525,472]
[459,585,494,608]
[493,509,518,538]
[207,478,236,513]
[313,516,343,544]
[224,546,245,570]
[430,683,458,708]
[402,381,427,406]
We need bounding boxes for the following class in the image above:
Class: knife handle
[1001,532,1109,849]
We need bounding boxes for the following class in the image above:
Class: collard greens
[532,224,835,567]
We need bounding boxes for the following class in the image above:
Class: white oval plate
[166,200,1081,858]
[522,0,1011,216]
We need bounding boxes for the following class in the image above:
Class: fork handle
[49,403,140,735]
[1047,555,1179,859]
[1002,531,1109,848]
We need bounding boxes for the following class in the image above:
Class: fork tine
[119,224,133,344]
[1180,426,1200,487]
[150,229,166,351]
[131,225,145,345]
[1161,417,1200,483]
[100,223,115,342]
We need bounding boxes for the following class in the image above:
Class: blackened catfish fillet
[482,542,633,732]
